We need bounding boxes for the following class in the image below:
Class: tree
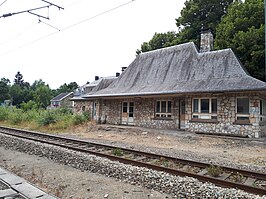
[14,71,24,87]
[215,0,265,80]
[137,0,233,53]
[136,32,179,54]
[0,78,10,103]
[176,0,233,46]
[33,85,52,108]
[31,79,46,90]
[54,82,79,96]
[9,85,24,106]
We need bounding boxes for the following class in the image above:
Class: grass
[0,106,90,133]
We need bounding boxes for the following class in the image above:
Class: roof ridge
[139,42,196,57]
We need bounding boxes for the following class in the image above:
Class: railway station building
[72,30,266,138]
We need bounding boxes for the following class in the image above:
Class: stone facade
[73,92,266,138]
[186,93,264,138]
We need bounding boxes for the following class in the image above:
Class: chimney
[95,76,99,81]
[116,72,120,77]
[121,67,127,72]
[200,29,213,53]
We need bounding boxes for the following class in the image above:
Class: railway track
[0,125,265,196]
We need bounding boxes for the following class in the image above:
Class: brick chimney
[200,29,213,53]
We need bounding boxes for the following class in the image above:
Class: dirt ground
[64,123,266,167]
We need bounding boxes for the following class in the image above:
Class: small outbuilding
[49,92,74,109]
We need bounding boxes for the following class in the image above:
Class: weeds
[230,172,245,183]
[112,148,123,156]
[0,106,90,132]
[207,165,222,177]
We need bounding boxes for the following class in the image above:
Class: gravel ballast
[0,133,265,199]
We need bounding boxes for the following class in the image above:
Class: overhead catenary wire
[0,0,8,7]
[0,0,136,57]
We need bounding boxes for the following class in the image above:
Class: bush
[72,114,86,125]
[0,107,9,121]
[20,100,38,111]
[38,111,57,126]
[55,107,73,115]
[82,111,90,120]
[8,108,24,125]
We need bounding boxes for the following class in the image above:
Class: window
[129,102,134,117]
[237,98,249,114]
[211,99,217,113]
[155,100,172,118]
[193,99,199,113]
[236,98,249,121]
[201,99,209,113]
[192,98,217,120]
[123,102,127,113]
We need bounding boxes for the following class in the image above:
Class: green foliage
[215,0,265,80]
[0,78,11,103]
[72,114,87,125]
[137,0,233,53]
[176,0,233,45]
[53,82,79,96]
[37,111,57,126]
[14,71,24,87]
[33,85,52,109]
[207,165,222,177]
[8,108,24,125]
[20,100,38,111]
[0,107,9,121]
[82,111,90,120]
[137,32,179,54]
[9,84,32,107]
[112,148,123,156]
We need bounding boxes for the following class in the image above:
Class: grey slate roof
[51,92,73,101]
[72,76,117,100]
[84,42,266,98]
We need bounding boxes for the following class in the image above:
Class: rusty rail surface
[0,125,265,196]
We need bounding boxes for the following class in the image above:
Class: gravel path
[0,146,172,199]
[0,132,265,199]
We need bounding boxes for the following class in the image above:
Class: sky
[0,0,186,89]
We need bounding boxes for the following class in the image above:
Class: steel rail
[0,125,265,195]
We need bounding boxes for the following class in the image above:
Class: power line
[62,0,135,31]
[0,23,37,47]
[0,0,8,7]
[0,0,136,57]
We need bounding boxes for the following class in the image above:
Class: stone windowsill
[189,118,218,123]
[153,117,173,121]
[233,120,251,125]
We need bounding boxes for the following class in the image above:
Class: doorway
[122,101,134,125]
[179,99,186,129]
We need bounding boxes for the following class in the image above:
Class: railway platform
[0,167,57,199]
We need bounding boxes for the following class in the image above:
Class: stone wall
[134,98,179,129]
[97,98,179,129]
[186,93,264,138]
[73,100,93,117]
[73,92,265,138]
